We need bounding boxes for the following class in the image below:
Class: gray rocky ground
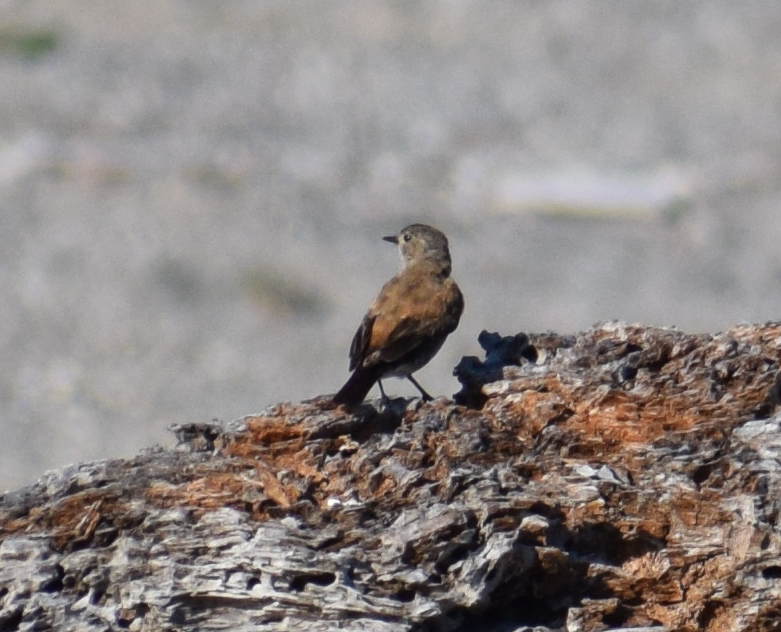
[2,1,781,489]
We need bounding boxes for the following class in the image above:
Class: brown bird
[333,224,464,406]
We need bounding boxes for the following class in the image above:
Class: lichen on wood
[3,322,781,632]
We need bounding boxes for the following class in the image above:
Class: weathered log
[3,322,781,632]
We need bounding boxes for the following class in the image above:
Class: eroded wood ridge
[2,322,781,632]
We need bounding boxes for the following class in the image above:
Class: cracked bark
[3,322,781,632]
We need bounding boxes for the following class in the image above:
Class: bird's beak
[382,234,398,244]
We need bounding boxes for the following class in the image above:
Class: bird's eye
[403,234,412,242]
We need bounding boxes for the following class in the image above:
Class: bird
[333,223,464,407]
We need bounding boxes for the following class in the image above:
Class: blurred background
[2,1,781,490]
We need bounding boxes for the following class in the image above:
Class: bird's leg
[377,380,391,405]
[407,375,433,401]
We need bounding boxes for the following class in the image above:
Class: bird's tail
[333,365,385,406]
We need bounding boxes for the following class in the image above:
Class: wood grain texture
[3,322,781,631]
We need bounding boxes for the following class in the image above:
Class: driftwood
[3,322,781,632]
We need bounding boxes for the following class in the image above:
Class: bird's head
[383,224,452,273]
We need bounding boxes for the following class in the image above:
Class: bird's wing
[370,316,434,364]
[348,311,436,369]
[348,313,375,371]
[363,277,464,366]
[350,312,432,371]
